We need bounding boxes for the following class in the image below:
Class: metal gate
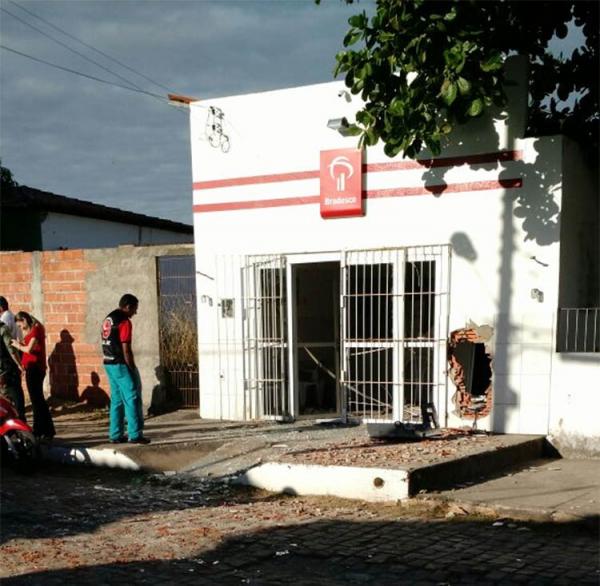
[157,255,200,408]
[242,255,289,420]
[340,245,451,424]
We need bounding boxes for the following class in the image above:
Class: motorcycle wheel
[2,430,39,473]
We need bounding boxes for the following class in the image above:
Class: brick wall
[0,252,33,313]
[42,250,106,404]
[2,243,194,408]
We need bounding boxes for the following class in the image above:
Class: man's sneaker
[128,436,151,445]
[109,436,127,444]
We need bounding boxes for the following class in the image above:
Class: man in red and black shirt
[101,294,149,444]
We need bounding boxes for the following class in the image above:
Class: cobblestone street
[1,464,598,585]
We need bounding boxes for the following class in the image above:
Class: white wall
[548,353,600,456]
[41,212,192,250]
[189,58,598,441]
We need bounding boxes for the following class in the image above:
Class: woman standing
[11,311,55,440]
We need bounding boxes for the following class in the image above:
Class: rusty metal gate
[157,255,199,408]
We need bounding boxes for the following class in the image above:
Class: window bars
[242,255,289,420]
[241,246,451,424]
[557,308,600,352]
[340,245,451,424]
[157,255,200,408]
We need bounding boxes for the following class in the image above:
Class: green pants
[104,364,143,441]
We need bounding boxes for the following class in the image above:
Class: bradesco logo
[329,155,354,191]
[320,148,363,218]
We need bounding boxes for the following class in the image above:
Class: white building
[188,59,600,455]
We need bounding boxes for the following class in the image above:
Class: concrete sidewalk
[430,458,600,522]
[42,408,600,521]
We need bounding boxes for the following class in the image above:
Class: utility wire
[7,0,172,93]
[0,44,171,102]
[0,6,149,95]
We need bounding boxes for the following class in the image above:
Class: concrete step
[237,435,550,502]
[408,435,548,495]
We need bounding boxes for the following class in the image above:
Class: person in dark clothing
[101,294,149,444]
[12,312,55,440]
[0,321,26,420]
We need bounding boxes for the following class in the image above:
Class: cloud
[0,0,366,223]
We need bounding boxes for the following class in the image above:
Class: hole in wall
[448,327,493,419]
[373,477,385,488]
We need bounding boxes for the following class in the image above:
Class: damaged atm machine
[182,57,600,454]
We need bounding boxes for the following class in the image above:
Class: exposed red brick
[448,328,493,420]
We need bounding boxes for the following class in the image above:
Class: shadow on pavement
[3,515,599,585]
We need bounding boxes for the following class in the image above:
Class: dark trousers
[0,373,26,422]
[25,368,55,438]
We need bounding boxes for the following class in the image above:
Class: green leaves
[467,98,484,117]
[457,76,471,95]
[441,80,458,106]
[343,29,362,47]
[343,124,363,137]
[388,97,405,117]
[443,45,466,73]
[327,0,597,159]
[348,12,368,29]
[480,52,503,72]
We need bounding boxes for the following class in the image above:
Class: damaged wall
[448,324,494,423]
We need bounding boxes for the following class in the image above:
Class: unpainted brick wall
[0,252,34,313]
[42,250,105,403]
[1,250,106,404]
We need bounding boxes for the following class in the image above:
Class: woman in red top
[12,311,55,440]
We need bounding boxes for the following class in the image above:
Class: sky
[0,0,366,224]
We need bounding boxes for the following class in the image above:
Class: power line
[0,44,170,102]
[0,6,149,95]
[7,0,172,93]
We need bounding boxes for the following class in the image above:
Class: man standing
[0,296,18,340]
[0,321,26,421]
[101,294,149,444]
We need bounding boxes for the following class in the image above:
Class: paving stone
[1,464,598,585]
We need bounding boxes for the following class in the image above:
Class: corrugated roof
[1,184,193,234]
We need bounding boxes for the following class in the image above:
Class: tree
[331,0,598,158]
[0,159,18,188]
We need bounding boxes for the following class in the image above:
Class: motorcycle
[0,395,38,472]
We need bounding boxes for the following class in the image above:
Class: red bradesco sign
[320,148,363,218]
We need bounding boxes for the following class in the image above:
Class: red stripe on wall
[367,178,523,198]
[193,170,319,190]
[193,177,522,213]
[364,149,523,173]
[194,195,321,213]
[192,150,523,191]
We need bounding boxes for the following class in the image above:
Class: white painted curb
[238,462,409,502]
[43,445,141,471]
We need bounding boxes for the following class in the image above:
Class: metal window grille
[240,246,450,424]
[557,308,600,352]
[242,255,289,420]
[157,255,200,408]
[341,245,451,424]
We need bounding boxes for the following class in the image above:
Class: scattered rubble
[274,429,509,469]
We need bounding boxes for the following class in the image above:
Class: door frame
[286,252,342,419]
